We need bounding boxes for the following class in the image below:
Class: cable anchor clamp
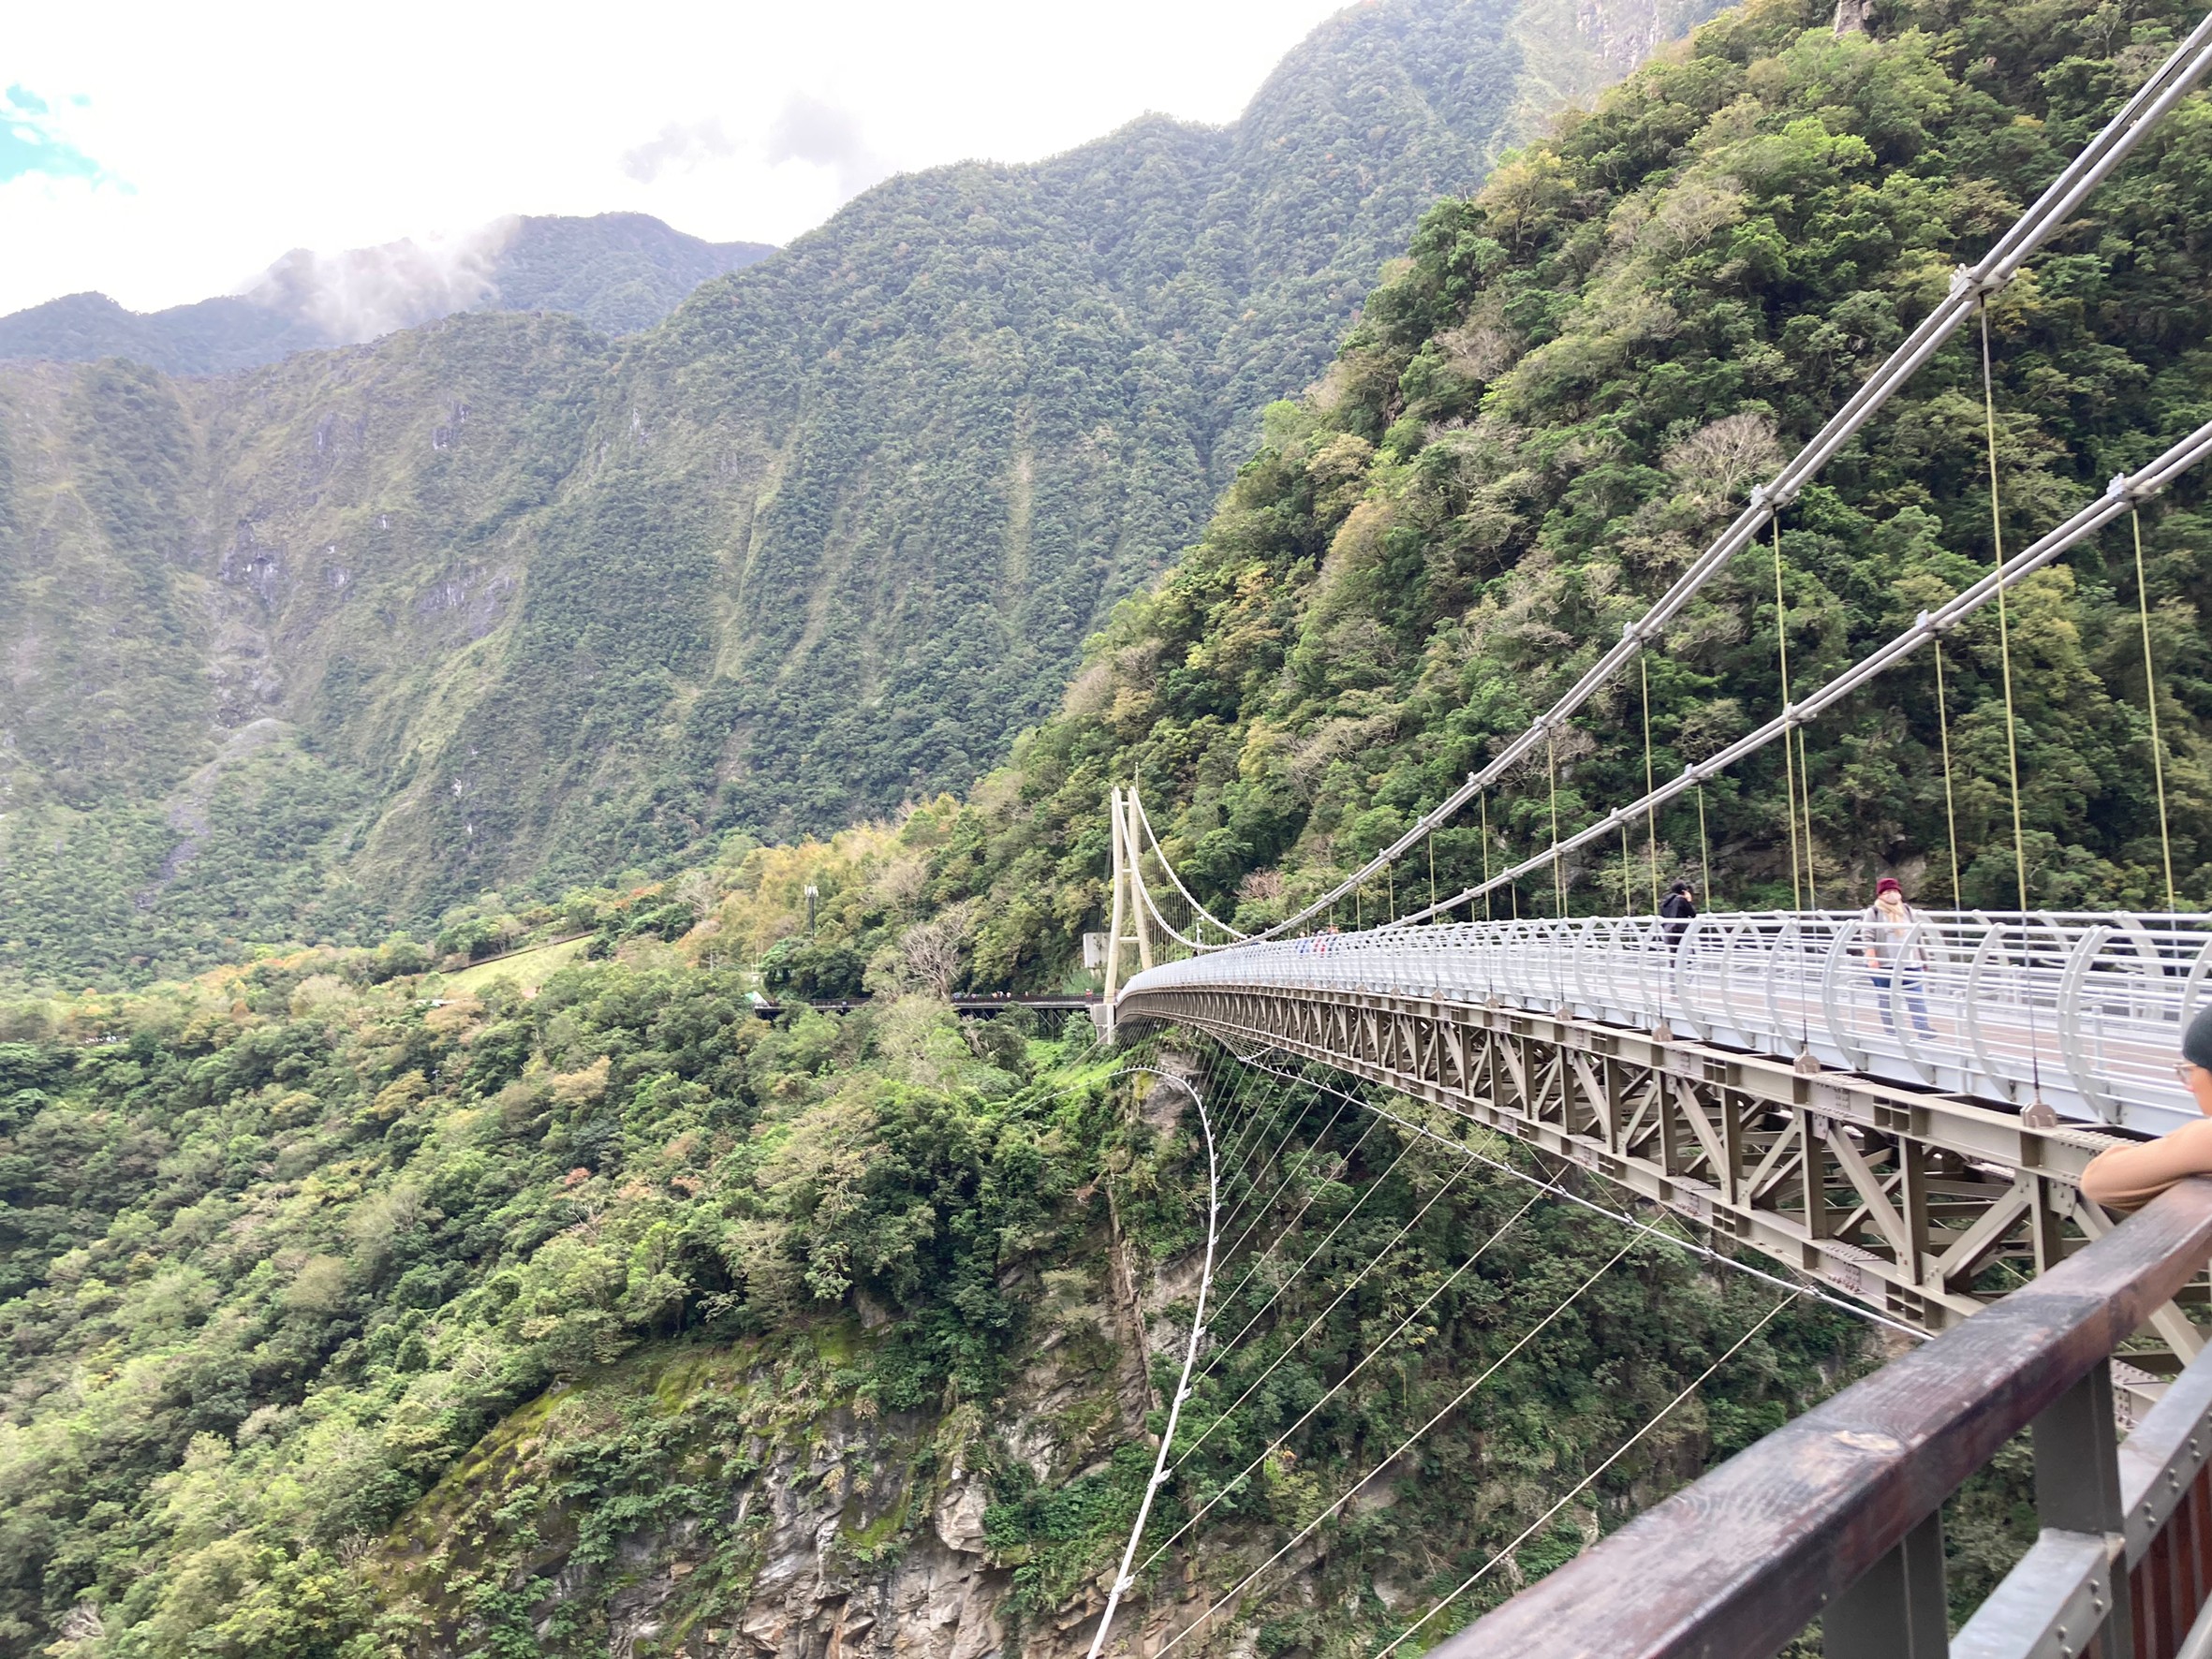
[1955,262,2015,299]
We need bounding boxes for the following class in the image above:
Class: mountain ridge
[0,213,777,376]
[0,0,1726,991]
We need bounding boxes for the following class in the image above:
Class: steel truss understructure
[1118,980,2208,1371]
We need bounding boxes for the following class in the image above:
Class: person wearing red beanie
[1860,878,1935,1040]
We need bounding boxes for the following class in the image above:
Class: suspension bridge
[1066,15,2212,1658]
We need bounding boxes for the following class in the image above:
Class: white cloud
[0,0,1349,316]
[762,95,891,197]
[621,119,740,184]
[243,219,520,342]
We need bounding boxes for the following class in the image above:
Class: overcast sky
[2,0,1350,317]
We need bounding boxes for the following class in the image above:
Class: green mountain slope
[0,214,775,376]
[0,0,1723,991]
[25,0,2212,1645]
[0,949,1857,1658]
[779,0,2212,991]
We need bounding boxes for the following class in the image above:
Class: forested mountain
[0,0,1721,991]
[0,935,1858,1659]
[900,0,2212,993]
[0,214,777,375]
[7,0,2208,1652]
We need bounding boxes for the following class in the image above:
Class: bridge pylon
[1100,785,1159,1037]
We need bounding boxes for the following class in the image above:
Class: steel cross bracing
[1114,973,2212,1359]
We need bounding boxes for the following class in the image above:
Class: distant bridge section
[752,992,1098,1020]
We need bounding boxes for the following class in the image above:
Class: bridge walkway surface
[1115,910,2211,1359]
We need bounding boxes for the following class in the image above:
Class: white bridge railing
[1119,910,2212,1135]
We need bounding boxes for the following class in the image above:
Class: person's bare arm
[2082,1117,2212,1212]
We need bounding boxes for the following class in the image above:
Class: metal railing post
[1827,1509,1950,1658]
[2031,1359,2134,1657]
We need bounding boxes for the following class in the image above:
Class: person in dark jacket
[1659,879,1697,947]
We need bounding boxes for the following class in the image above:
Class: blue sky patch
[1,84,111,185]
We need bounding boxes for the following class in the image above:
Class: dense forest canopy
[10,0,2206,1652]
[907,0,2212,995]
[0,0,1719,995]
[0,932,1861,1658]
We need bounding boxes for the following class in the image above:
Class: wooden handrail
[1430,1178,2212,1659]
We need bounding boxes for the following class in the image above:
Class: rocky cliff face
[369,1214,1174,1659]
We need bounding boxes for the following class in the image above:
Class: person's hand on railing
[2083,1005,2212,1212]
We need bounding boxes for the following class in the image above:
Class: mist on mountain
[0,213,778,375]
[0,0,1723,990]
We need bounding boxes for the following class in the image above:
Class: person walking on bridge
[2081,1006,2212,1211]
[1861,877,1936,1040]
[1659,879,1697,947]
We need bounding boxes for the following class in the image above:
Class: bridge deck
[1120,910,2210,1134]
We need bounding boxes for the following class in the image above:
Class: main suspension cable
[1389,415,2212,919]
[1118,19,2212,950]
[1132,793,1244,947]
